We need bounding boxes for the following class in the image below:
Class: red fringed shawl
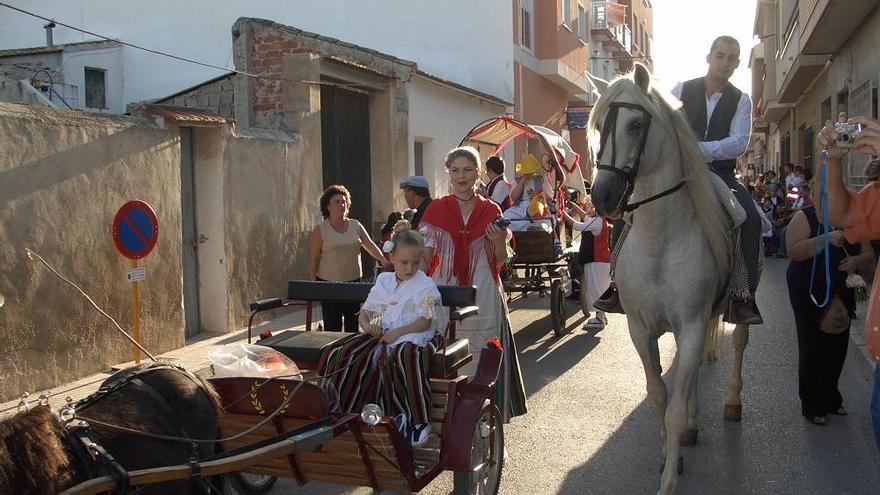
[420,195,502,286]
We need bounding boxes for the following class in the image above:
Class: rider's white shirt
[671,82,752,164]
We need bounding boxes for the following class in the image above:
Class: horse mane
[0,406,76,494]
[589,76,731,275]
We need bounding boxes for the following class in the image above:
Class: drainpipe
[44,22,55,48]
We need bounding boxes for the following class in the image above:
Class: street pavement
[261,258,880,494]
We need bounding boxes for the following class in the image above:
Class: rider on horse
[595,35,763,325]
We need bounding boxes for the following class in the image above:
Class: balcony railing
[591,1,631,55]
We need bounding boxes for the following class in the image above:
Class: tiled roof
[141,105,231,124]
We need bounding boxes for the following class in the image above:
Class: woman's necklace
[454,194,475,203]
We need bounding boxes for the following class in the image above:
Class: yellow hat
[515,154,541,176]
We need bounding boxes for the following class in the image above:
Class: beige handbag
[818,294,851,335]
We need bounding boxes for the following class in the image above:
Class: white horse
[588,64,754,495]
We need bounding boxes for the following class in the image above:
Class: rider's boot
[593,285,625,314]
[726,297,763,325]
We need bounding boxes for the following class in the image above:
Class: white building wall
[408,76,511,198]
[61,45,123,113]
[0,1,513,107]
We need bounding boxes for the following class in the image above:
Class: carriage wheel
[227,472,278,495]
[578,269,591,318]
[550,279,568,336]
[453,404,504,495]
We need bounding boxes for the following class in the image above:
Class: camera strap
[809,149,833,308]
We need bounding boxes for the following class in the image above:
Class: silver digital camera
[835,122,864,148]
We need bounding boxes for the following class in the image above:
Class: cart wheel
[453,404,504,495]
[579,269,591,318]
[550,279,568,336]
[227,472,278,495]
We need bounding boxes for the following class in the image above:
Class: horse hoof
[723,404,742,422]
[679,428,698,446]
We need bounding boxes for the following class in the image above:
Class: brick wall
[250,34,309,115]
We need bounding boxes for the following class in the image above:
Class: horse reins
[595,101,685,213]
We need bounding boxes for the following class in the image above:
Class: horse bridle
[595,101,685,213]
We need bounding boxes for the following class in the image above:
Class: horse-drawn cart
[58,281,503,495]
[460,115,590,336]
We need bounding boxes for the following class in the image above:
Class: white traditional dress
[420,195,528,422]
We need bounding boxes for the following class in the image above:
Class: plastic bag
[208,343,301,378]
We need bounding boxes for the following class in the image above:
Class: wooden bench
[249,280,478,378]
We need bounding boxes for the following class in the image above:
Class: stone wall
[0,103,183,402]
[222,127,311,327]
[156,75,236,118]
[0,102,311,401]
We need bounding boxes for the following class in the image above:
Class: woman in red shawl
[420,146,527,421]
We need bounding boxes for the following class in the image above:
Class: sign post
[112,200,159,364]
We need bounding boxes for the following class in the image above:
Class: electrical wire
[0,2,373,91]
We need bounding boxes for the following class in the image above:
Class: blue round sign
[112,200,159,259]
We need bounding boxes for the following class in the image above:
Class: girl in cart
[320,220,441,446]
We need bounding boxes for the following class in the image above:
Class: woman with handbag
[786,189,873,425]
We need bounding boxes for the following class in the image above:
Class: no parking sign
[112,200,159,259]
[112,200,158,363]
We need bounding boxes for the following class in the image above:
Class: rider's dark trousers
[713,167,761,293]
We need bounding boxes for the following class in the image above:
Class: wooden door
[179,127,201,338]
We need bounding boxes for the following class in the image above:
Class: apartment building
[514,0,592,163]
[750,0,879,188]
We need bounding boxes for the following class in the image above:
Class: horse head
[587,63,674,219]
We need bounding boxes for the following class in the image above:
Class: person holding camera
[817,113,880,448]
[419,145,527,422]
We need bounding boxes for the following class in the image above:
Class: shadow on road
[513,300,600,399]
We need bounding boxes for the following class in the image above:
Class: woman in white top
[308,185,390,331]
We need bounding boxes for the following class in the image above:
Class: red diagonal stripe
[122,214,151,248]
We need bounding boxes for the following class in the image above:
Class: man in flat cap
[400,176,432,229]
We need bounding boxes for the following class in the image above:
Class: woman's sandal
[829,406,848,416]
[807,415,829,426]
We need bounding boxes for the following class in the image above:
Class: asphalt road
[257,258,880,494]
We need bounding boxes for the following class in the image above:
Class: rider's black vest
[679,77,743,174]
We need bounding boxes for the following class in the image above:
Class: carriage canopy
[459,115,588,198]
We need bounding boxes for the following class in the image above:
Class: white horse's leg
[659,327,704,495]
[680,370,699,446]
[629,325,668,461]
[723,323,750,421]
[702,316,720,363]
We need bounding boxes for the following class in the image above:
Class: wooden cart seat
[259,329,470,378]
[512,230,559,264]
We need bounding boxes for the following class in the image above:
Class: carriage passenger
[320,221,441,446]
[502,153,554,233]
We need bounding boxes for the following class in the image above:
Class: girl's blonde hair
[390,220,425,251]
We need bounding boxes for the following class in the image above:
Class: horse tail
[703,316,722,364]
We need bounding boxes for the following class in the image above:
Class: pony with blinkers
[0,363,221,495]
